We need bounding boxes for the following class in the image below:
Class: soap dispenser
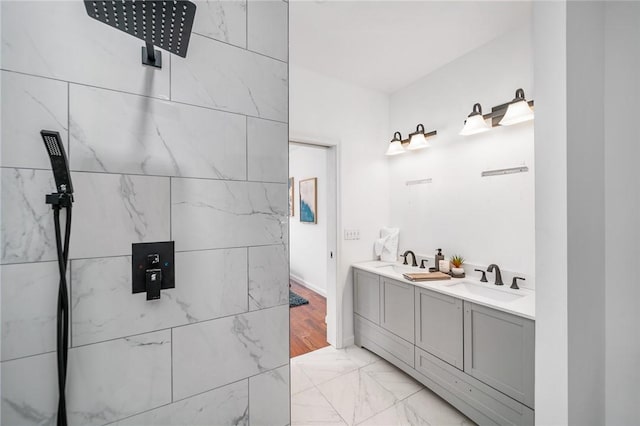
[435,248,444,271]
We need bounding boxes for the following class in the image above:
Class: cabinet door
[464,302,535,408]
[415,287,463,370]
[380,277,414,342]
[354,270,380,324]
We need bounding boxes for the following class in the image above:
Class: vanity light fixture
[385,132,405,156]
[460,88,534,136]
[385,127,438,156]
[499,88,535,126]
[459,103,491,136]
[407,124,431,150]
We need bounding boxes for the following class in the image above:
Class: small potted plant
[450,255,465,277]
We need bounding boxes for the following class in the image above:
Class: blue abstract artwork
[299,178,317,224]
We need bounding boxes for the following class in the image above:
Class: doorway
[289,141,338,358]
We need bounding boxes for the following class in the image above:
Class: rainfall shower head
[84,0,197,68]
[41,130,73,195]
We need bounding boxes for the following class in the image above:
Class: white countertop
[353,261,535,320]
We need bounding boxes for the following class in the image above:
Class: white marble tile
[171,34,288,122]
[401,389,475,426]
[249,244,289,310]
[172,178,287,252]
[290,362,315,395]
[1,351,58,426]
[247,0,288,62]
[362,360,424,401]
[358,403,430,426]
[291,346,362,387]
[173,305,288,400]
[249,365,290,426]
[192,0,247,48]
[291,387,346,426]
[341,345,382,368]
[70,172,170,259]
[1,1,170,98]
[1,169,57,264]
[316,369,399,425]
[69,84,247,179]
[1,262,69,361]
[1,331,172,426]
[1,71,68,170]
[113,380,249,426]
[66,331,172,426]
[247,117,288,183]
[71,248,247,345]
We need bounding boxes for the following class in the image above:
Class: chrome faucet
[487,264,504,286]
[402,250,418,267]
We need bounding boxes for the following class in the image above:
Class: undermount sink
[444,281,525,302]
[376,264,418,274]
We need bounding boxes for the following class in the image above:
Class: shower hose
[52,202,72,426]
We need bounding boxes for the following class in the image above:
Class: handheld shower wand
[42,130,73,426]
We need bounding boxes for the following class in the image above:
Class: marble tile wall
[0,1,289,425]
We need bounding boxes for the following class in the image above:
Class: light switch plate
[344,229,360,240]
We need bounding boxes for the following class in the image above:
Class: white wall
[289,143,328,296]
[533,2,569,424]
[604,2,640,424]
[290,65,390,346]
[388,26,535,280]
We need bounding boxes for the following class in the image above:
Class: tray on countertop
[403,271,451,282]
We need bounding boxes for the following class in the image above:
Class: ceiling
[289,1,532,93]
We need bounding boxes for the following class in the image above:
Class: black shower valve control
[132,241,175,301]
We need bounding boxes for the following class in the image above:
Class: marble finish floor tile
[316,368,399,425]
[291,346,475,426]
[291,387,346,426]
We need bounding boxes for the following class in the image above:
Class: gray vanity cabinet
[380,277,414,342]
[464,302,535,408]
[415,287,464,370]
[354,270,380,324]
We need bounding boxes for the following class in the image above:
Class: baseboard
[290,274,327,297]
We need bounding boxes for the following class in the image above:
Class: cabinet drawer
[415,287,463,369]
[380,277,414,342]
[464,302,535,408]
[416,347,534,426]
[355,314,414,368]
[353,269,380,324]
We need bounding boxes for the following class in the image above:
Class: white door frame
[289,138,341,347]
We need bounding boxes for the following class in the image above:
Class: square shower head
[84,0,196,58]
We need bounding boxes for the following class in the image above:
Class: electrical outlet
[344,229,360,240]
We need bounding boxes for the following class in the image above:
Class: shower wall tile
[247,0,288,62]
[172,178,287,252]
[192,0,247,48]
[1,351,58,426]
[171,34,288,122]
[1,168,57,264]
[247,117,288,183]
[1,262,68,361]
[71,249,248,346]
[69,85,247,179]
[69,172,170,259]
[249,364,290,426]
[1,331,171,426]
[249,244,289,311]
[172,304,288,400]
[0,1,170,99]
[1,71,68,170]
[113,380,249,426]
[66,331,172,426]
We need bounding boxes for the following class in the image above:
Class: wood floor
[290,280,329,358]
